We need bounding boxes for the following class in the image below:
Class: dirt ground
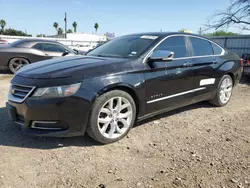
[0,72,250,188]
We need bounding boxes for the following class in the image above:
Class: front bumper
[6,94,92,137]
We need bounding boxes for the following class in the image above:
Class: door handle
[183,62,193,67]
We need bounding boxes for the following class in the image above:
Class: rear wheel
[210,75,233,107]
[8,57,30,74]
[87,90,136,144]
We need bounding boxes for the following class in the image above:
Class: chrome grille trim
[8,84,36,103]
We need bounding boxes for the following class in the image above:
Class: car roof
[11,39,61,48]
[124,32,206,38]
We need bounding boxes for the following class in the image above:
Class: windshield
[87,35,159,58]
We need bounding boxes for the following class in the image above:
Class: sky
[0,0,246,36]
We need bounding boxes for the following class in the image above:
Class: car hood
[16,56,130,79]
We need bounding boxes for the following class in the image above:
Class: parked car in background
[0,39,8,44]
[0,39,77,73]
[241,53,250,75]
[7,32,242,144]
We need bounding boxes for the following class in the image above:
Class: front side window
[154,36,189,58]
[190,37,213,56]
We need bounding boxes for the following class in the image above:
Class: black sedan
[7,32,242,144]
[0,39,76,73]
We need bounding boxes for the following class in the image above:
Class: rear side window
[190,37,213,56]
[155,36,188,58]
[212,43,223,55]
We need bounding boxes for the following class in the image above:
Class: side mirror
[149,50,174,62]
[73,49,79,54]
[62,51,69,56]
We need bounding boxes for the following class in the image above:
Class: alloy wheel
[219,77,233,104]
[9,58,29,73]
[97,97,133,139]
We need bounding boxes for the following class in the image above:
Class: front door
[144,36,195,114]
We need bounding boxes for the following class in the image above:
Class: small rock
[0,175,4,178]
[58,143,63,147]
[151,178,159,181]
[206,129,211,132]
[98,184,106,188]
[153,120,160,124]
[137,182,142,186]
[108,170,113,174]
[127,135,130,138]
[115,177,123,181]
[237,183,244,188]
[231,178,238,183]
[226,138,231,142]
[127,146,130,150]
[210,162,214,166]
[173,177,182,186]
[160,170,166,174]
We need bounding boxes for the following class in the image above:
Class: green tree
[53,22,59,33]
[67,29,73,33]
[94,23,99,33]
[36,34,46,37]
[204,30,239,36]
[207,0,250,30]
[57,27,63,35]
[72,22,77,33]
[0,19,6,34]
[3,28,31,36]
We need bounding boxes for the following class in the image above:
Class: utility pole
[199,27,202,35]
[64,12,67,38]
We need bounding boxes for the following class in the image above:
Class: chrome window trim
[143,34,225,63]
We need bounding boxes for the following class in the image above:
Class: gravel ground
[0,74,250,188]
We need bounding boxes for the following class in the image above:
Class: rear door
[188,36,224,101]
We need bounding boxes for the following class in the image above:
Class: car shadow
[0,68,12,74]
[240,75,250,85]
[0,101,214,150]
[136,101,213,126]
[0,107,102,149]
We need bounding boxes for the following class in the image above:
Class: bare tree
[207,0,250,30]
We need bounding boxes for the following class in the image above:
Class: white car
[74,44,93,52]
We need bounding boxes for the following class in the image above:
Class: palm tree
[94,23,99,33]
[57,28,63,35]
[0,19,6,33]
[72,22,77,33]
[53,22,59,33]
[67,29,73,33]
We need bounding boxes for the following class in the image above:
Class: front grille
[9,84,35,103]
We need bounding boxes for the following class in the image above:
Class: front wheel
[8,57,30,74]
[87,90,136,144]
[210,75,233,107]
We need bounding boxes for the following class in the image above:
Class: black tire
[86,90,136,144]
[209,74,233,107]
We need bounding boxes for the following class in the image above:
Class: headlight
[32,83,81,98]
